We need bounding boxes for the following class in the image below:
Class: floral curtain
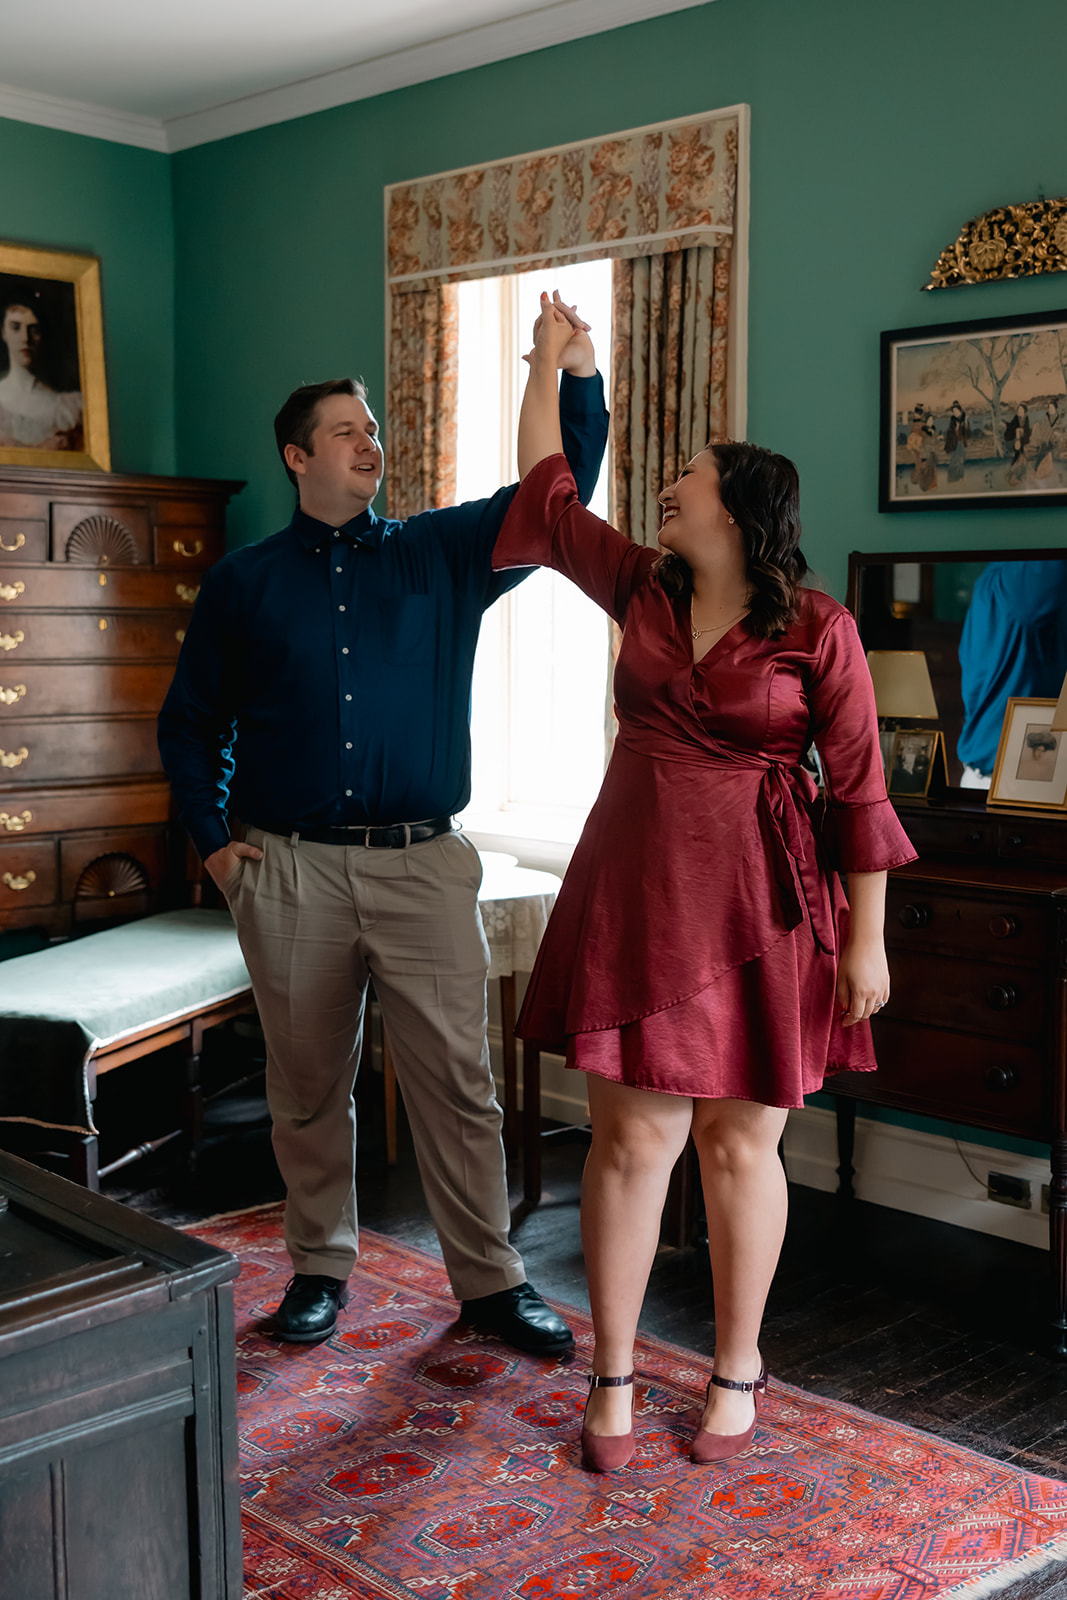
[385,283,458,520]
[610,244,733,548]
[384,110,739,522]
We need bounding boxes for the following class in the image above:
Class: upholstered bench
[0,909,255,1188]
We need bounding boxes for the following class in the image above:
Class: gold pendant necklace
[690,603,749,642]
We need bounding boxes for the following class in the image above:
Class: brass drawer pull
[989,915,1019,939]
[0,810,31,832]
[0,684,26,705]
[174,538,204,559]
[0,631,24,651]
[99,618,108,630]
[2,869,36,892]
[983,1063,1019,1093]
[0,746,28,768]
[986,982,1020,1010]
[897,902,931,929]
[0,582,24,602]
[0,533,25,553]
[176,583,200,604]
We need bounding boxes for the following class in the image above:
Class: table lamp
[866,650,939,728]
[1051,669,1067,732]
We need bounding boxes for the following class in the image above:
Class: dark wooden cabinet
[0,466,242,937]
[0,1147,241,1597]
[825,795,1067,1353]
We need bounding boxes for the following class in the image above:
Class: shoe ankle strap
[709,1367,766,1394]
[588,1372,634,1388]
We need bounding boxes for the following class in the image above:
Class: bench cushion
[0,910,250,1135]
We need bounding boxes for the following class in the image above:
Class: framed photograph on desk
[987,698,1067,810]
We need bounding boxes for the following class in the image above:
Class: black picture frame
[879,308,1067,513]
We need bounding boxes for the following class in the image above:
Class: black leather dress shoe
[460,1281,574,1355]
[273,1274,348,1343]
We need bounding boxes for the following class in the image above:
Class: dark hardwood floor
[18,1034,1067,1600]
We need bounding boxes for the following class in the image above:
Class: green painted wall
[172,0,1067,580]
[0,117,175,474]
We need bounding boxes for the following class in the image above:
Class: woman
[1005,402,1030,488]
[494,297,916,1473]
[0,295,83,451]
[944,400,969,485]
[1030,398,1061,485]
[907,411,937,492]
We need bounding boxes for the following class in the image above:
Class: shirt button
[346,741,353,749]
[333,530,340,538]
[345,693,352,701]
[342,646,349,654]
[336,566,343,573]
[345,789,352,796]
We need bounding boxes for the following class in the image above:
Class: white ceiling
[0,0,716,153]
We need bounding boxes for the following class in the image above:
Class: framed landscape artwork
[0,241,110,471]
[880,309,1067,512]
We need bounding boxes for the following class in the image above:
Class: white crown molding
[0,80,167,154]
[164,0,717,151]
[2,0,717,156]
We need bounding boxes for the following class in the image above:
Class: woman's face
[1,306,41,371]
[1016,404,1027,420]
[657,449,737,562]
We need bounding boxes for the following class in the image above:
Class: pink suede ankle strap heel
[580,1372,636,1473]
[690,1366,767,1465]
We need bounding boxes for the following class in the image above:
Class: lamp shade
[1051,669,1067,731]
[866,650,939,719]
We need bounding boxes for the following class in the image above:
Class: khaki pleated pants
[225,826,525,1299]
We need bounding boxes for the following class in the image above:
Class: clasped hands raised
[526,290,596,377]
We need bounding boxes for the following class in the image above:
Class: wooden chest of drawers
[825,796,1067,1354]
[0,467,242,937]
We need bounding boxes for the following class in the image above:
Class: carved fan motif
[65,515,141,566]
[74,852,150,900]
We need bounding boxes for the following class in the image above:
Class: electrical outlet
[987,1171,1032,1209]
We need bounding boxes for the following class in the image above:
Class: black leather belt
[277,815,454,848]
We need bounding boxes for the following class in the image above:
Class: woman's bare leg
[581,1075,694,1436]
[690,1097,789,1437]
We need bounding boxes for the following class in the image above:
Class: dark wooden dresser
[0,1147,241,1597]
[0,466,242,938]
[826,795,1067,1352]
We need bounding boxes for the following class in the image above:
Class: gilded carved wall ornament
[925,196,1067,289]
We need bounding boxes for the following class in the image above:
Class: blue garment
[957,560,1067,775]
[158,373,609,859]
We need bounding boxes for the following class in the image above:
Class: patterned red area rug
[194,1204,1067,1600]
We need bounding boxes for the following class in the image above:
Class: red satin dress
[492,456,918,1108]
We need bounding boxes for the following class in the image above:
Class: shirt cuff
[187,813,232,863]
[560,368,606,416]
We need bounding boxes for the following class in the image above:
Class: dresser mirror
[848,547,1067,788]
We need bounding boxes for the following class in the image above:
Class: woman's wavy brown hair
[653,440,808,638]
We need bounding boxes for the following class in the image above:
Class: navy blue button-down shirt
[158,372,609,860]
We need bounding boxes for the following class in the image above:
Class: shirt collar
[289,504,383,550]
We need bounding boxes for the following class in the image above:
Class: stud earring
[728,516,735,524]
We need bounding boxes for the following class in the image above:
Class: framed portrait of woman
[0,242,110,472]
[987,698,1067,811]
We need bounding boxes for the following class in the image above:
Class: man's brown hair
[273,378,369,489]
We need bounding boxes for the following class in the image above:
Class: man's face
[2,306,41,371]
[286,393,384,516]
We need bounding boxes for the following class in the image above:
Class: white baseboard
[782,1104,1050,1251]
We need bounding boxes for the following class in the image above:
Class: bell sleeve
[493,453,655,624]
[808,609,918,874]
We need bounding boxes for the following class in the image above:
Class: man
[158,301,605,1352]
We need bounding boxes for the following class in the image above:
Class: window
[455,259,613,844]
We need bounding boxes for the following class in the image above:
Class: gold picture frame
[987,698,1067,811]
[0,241,110,471]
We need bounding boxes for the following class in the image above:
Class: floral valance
[385,109,740,293]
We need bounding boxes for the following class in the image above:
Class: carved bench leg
[184,1023,206,1180]
[69,1132,100,1191]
